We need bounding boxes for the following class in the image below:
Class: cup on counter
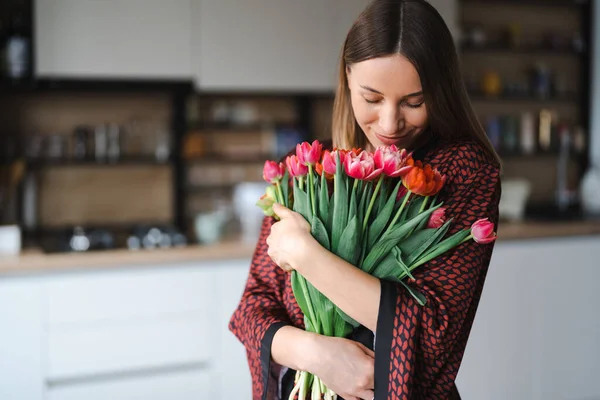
[232,182,269,245]
[0,225,21,256]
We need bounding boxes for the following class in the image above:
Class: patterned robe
[229,136,501,399]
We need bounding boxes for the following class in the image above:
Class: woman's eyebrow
[360,85,423,98]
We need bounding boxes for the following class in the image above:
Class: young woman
[229,1,502,399]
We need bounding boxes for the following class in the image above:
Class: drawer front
[47,313,212,380]
[45,266,214,324]
[47,369,210,400]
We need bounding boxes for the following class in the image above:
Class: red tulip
[344,150,383,181]
[263,160,285,184]
[402,158,445,196]
[286,155,308,178]
[296,140,323,166]
[471,218,497,244]
[427,207,446,229]
[373,145,413,178]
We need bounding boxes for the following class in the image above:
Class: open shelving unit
[458,0,592,210]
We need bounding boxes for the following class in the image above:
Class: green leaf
[404,195,427,222]
[404,219,453,266]
[291,272,315,331]
[311,215,330,251]
[336,307,360,328]
[376,180,390,216]
[338,216,360,265]
[410,229,471,269]
[333,309,353,337]
[331,152,348,252]
[371,246,415,281]
[319,172,329,225]
[398,228,438,256]
[348,181,358,225]
[368,181,401,249]
[326,194,335,233]
[361,204,441,273]
[292,180,310,222]
[371,247,401,278]
[398,279,427,306]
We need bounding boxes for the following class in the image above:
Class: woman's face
[347,54,429,151]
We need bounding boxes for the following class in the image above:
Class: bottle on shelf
[5,10,30,80]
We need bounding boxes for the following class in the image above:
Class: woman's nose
[378,106,404,135]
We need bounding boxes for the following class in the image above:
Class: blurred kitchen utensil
[0,159,26,224]
[499,178,532,222]
[0,225,21,255]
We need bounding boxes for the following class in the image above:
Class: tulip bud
[427,207,447,229]
[296,140,323,166]
[471,218,497,244]
[262,160,285,184]
[286,155,308,177]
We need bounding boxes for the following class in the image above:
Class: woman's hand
[266,203,316,272]
[308,335,375,400]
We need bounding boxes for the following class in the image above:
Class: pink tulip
[262,160,285,184]
[471,218,497,244]
[296,140,323,166]
[322,149,344,176]
[286,155,308,177]
[344,150,383,181]
[373,145,413,178]
[427,207,446,229]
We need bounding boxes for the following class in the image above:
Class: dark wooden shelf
[468,92,579,103]
[188,122,278,132]
[460,0,588,8]
[26,156,172,168]
[460,45,585,56]
[185,153,274,165]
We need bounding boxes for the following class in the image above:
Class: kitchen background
[0,1,599,400]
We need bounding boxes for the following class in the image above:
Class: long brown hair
[332,0,501,166]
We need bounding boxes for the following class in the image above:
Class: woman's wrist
[272,326,324,373]
[290,236,323,274]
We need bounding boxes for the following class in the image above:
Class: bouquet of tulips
[257,140,497,400]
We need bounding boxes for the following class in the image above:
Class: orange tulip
[402,158,445,197]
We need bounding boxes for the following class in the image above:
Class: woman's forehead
[349,54,423,97]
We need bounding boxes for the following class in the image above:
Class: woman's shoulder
[424,138,500,182]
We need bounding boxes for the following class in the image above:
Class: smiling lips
[374,130,410,145]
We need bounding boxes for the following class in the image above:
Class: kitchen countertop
[0,220,598,274]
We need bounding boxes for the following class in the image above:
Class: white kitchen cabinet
[35,0,192,79]
[212,259,253,399]
[47,369,211,400]
[456,237,600,400]
[0,278,44,400]
[193,0,337,91]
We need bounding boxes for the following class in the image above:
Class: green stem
[419,196,430,214]
[363,175,383,231]
[276,182,285,205]
[299,176,305,191]
[460,234,473,245]
[308,165,317,217]
[383,191,411,238]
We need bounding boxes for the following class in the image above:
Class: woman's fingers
[359,390,375,400]
[355,342,375,358]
